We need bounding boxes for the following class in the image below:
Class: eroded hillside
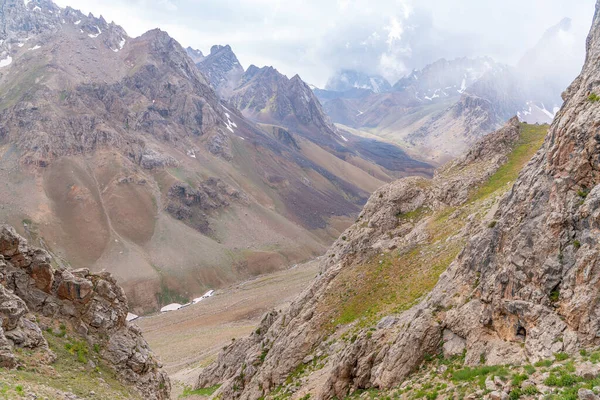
[0,0,432,313]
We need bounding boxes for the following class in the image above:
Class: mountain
[316,20,582,163]
[195,44,244,98]
[393,56,496,98]
[231,65,341,145]
[0,0,432,314]
[196,3,600,398]
[516,17,583,122]
[185,46,204,63]
[199,46,432,179]
[316,57,507,162]
[325,69,392,93]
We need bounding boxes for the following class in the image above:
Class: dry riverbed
[137,260,320,397]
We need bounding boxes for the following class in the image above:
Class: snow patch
[160,303,183,313]
[33,6,40,11]
[192,290,214,304]
[88,26,102,38]
[24,0,31,6]
[29,45,41,51]
[458,78,467,94]
[224,112,237,133]
[126,313,139,322]
[74,20,81,25]
[340,135,348,142]
[0,56,13,68]
[187,150,196,159]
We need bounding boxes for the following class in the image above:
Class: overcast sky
[56,0,596,87]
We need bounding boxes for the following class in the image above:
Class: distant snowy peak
[393,57,499,101]
[325,70,392,93]
[517,101,557,124]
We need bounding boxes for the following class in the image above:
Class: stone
[578,388,599,400]
[489,391,508,400]
[577,362,600,380]
[442,329,466,358]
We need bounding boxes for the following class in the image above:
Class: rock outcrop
[196,3,600,397]
[0,225,170,399]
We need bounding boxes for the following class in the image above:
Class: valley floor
[137,260,320,397]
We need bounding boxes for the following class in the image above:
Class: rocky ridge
[0,224,169,398]
[196,2,600,398]
[196,44,244,98]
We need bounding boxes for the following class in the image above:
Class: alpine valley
[0,0,597,399]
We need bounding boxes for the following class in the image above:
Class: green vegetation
[322,123,548,330]
[471,123,547,201]
[554,352,569,362]
[156,278,190,307]
[0,329,141,399]
[181,384,221,397]
[65,339,89,364]
[588,93,600,103]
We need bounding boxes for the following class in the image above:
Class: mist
[56,0,595,87]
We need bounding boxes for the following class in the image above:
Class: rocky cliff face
[231,65,341,144]
[196,3,600,397]
[0,225,169,398]
[196,44,244,98]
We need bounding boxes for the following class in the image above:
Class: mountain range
[314,18,580,164]
[0,0,431,314]
[195,3,600,398]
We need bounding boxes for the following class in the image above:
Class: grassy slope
[320,123,548,331]
[0,323,141,399]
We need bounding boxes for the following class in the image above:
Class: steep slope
[0,0,429,313]
[196,2,600,398]
[229,64,432,178]
[0,225,169,399]
[195,44,244,98]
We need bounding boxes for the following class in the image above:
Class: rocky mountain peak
[185,46,204,63]
[325,69,392,93]
[196,43,244,98]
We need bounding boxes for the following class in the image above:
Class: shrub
[574,240,581,249]
[488,220,497,228]
[554,352,569,361]
[589,93,600,102]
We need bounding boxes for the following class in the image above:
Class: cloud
[54,0,596,87]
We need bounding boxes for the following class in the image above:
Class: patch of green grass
[65,340,89,364]
[470,123,547,202]
[534,359,553,368]
[181,384,221,397]
[396,207,429,222]
[511,373,529,387]
[451,365,508,383]
[524,365,536,374]
[588,93,600,103]
[554,352,569,362]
